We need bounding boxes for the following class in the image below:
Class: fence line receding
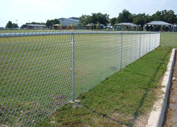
[0,31,160,126]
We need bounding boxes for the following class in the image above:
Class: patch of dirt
[134,113,150,127]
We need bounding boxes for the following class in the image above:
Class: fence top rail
[0,30,160,38]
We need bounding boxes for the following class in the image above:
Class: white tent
[115,22,137,26]
[146,21,173,26]
[115,22,139,31]
[144,21,174,31]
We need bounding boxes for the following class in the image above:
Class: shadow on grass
[77,47,172,127]
[131,47,172,125]
[80,103,127,126]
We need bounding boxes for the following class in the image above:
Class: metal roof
[53,24,60,26]
[69,17,79,20]
[115,22,138,26]
[146,21,173,26]
[85,23,104,26]
[58,18,79,22]
[28,24,45,27]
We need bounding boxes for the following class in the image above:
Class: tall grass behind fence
[0,31,160,126]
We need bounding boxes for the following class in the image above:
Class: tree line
[6,21,19,29]
[78,9,177,29]
[110,9,177,28]
[5,9,177,29]
[78,13,109,27]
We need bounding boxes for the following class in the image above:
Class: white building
[58,17,79,28]
[28,24,45,30]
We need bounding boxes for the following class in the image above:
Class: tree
[133,13,150,29]
[117,9,133,23]
[110,17,117,26]
[151,10,177,24]
[46,20,51,28]
[91,13,109,26]
[163,10,177,24]
[26,24,29,29]
[46,19,60,28]
[12,23,18,28]
[96,21,100,29]
[78,13,109,27]
[67,24,70,29]
[6,21,13,28]
[71,22,75,29]
[152,11,163,21]
[20,24,27,29]
[59,23,62,29]
[78,15,89,27]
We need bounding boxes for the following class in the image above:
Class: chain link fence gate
[0,31,160,126]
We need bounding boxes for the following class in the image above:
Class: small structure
[145,21,173,31]
[0,27,5,30]
[27,24,45,30]
[52,24,62,29]
[85,23,104,29]
[115,22,138,31]
[58,17,79,29]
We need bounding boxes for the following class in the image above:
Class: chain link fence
[0,31,160,126]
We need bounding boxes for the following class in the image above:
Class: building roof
[28,24,45,27]
[85,23,104,26]
[58,18,79,22]
[53,24,60,26]
[146,21,173,26]
[115,22,138,26]
[69,17,79,20]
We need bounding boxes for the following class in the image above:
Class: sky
[0,0,177,27]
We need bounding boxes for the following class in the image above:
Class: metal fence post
[71,33,75,102]
[119,33,122,70]
[149,33,151,52]
[139,33,141,58]
[159,32,161,47]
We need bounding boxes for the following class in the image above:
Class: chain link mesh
[74,33,121,98]
[0,33,72,126]
[0,31,160,126]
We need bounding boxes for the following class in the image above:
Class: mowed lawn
[160,32,177,47]
[36,47,171,127]
[0,32,150,126]
[0,31,166,126]
[34,33,172,127]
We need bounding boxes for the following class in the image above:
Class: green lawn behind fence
[0,31,175,126]
[36,46,172,127]
[160,32,177,47]
[36,32,177,126]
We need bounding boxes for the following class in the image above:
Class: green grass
[160,32,177,47]
[1,33,148,126]
[0,31,165,126]
[36,46,171,127]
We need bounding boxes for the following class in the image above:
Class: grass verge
[36,46,172,127]
[160,32,177,47]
